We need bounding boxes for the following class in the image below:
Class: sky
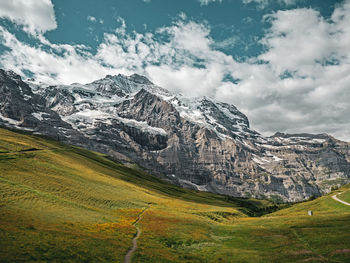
[0,0,349,141]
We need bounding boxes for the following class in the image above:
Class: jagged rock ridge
[1,69,349,202]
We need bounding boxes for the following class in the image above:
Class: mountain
[1,69,349,202]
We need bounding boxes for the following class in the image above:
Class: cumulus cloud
[0,0,57,35]
[0,1,350,141]
[0,27,121,85]
[229,0,350,140]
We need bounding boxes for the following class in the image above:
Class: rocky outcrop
[0,69,349,202]
[0,69,85,143]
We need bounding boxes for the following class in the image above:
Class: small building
[308,210,313,216]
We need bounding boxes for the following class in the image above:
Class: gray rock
[1,69,349,202]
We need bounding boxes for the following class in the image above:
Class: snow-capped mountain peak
[1,69,349,202]
[34,73,254,142]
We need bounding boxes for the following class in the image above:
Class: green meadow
[0,128,349,262]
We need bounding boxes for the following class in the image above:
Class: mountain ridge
[1,68,349,202]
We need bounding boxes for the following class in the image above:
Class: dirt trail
[332,193,350,206]
[124,206,149,263]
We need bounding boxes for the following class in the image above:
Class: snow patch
[116,116,167,136]
[63,109,167,136]
[215,103,246,125]
[310,138,326,143]
[62,109,112,130]
[0,114,21,125]
[32,112,46,121]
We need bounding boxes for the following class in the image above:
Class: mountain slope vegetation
[0,128,349,262]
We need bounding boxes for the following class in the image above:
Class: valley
[0,128,349,262]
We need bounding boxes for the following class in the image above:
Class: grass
[0,127,349,262]
[337,190,350,203]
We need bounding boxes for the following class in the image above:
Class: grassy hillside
[337,191,350,203]
[0,128,349,262]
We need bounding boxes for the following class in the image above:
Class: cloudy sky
[0,0,349,141]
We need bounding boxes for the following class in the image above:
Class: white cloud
[0,27,120,85]
[198,0,223,6]
[228,0,350,141]
[242,0,269,9]
[212,36,238,49]
[0,0,57,35]
[243,0,299,9]
[259,8,335,75]
[146,64,228,97]
[87,16,104,24]
[87,16,97,23]
[1,1,350,141]
[157,20,213,56]
[280,0,299,5]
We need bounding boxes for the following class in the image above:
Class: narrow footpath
[124,206,150,263]
[332,193,350,206]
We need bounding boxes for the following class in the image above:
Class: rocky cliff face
[0,70,85,142]
[1,69,349,202]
